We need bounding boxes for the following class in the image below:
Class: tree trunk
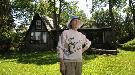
[58,0,62,27]
[109,0,116,49]
[53,0,59,29]
[109,0,114,27]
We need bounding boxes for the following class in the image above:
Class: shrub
[122,38,135,51]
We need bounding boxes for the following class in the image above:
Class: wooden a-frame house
[23,13,54,51]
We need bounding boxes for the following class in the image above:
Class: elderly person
[57,16,91,75]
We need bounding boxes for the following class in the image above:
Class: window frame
[30,31,47,44]
[36,20,42,29]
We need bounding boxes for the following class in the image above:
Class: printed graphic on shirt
[64,36,82,56]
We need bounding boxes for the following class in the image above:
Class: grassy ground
[83,49,135,75]
[0,49,135,75]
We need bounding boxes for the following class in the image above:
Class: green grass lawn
[83,49,135,75]
[0,49,135,75]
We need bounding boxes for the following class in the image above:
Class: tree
[12,0,35,26]
[129,0,135,37]
[91,0,128,45]
[0,0,15,51]
[0,0,14,28]
[59,1,87,29]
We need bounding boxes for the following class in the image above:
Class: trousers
[63,62,82,75]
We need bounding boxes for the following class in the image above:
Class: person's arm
[57,31,67,74]
[59,58,64,74]
[82,35,91,53]
[57,35,64,60]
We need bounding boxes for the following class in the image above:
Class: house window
[43,32,47,43]
[31,32,47,44]
[36,20,41,29]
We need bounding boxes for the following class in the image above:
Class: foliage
[121,38,135,51]
[59,1,87,28]
[0,0,14,28]
[0,50,135,75]
[91,0,135,44]
[11,0,88,29]
[0,0,15,52]
[12,0,35,25]
[0,26,15,52]
[92,9,110,28]
[36,0,52,17]
[0,25,26,52]
[92,0,127,11]
[91,9,130,44]
[0,27,13,44]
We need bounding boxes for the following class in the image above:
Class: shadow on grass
[0,51,58,65]
[0,50,98,65]
[82,52,97,64]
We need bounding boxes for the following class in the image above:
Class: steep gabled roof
[40,15,54,31]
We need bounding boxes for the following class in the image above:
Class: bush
[0,27,13,52]
[121,38,135,51]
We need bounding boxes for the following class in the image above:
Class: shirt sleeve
[57,31,67,59]
[82,34,91,50]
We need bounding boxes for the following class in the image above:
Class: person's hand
[60,59,65,74]
[82,48,85,53]
[60,62,65,74]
